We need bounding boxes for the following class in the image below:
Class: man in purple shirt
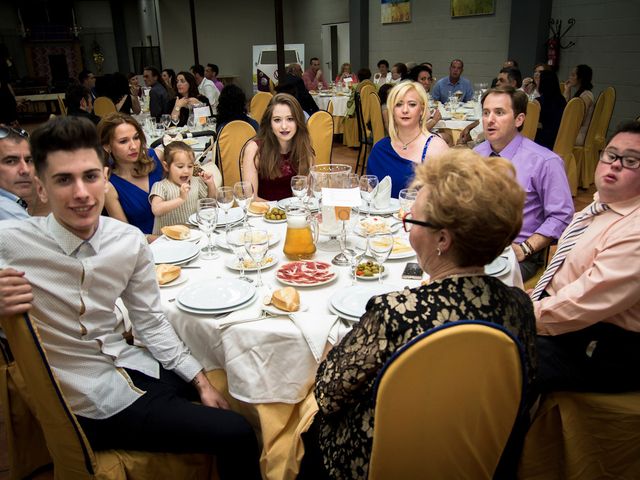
[474,86,574,280]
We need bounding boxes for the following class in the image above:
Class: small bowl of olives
[264,207,287,223]
[355,261,385,280]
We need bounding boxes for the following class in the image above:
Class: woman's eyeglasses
[0,126,29,140]
[402,212,440,232]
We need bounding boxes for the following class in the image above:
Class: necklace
[399,132,422,150]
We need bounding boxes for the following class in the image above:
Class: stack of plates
[175,279,257,315]
[329,283,402,322]
[150,241,200,265]
[359,198,401,215]
[188,207,245,227]
[484,256,510,276]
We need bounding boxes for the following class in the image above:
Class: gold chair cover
[553,97,586,196]
[216,120,257,187]
[522,101,541,140]
[307,110,334,165]
[249,92,273,125]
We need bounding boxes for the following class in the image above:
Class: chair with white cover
[0,313,217,480]
[522,101,541,141]
[368,321,526,480]
[307,110,333,165]
[553,97,585,196]
[93,97,117,117]
[216,120,257,187]
[249,92,272,125]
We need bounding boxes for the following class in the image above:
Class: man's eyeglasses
[600,150,640,170]
[0,126,29,140]
[402,212,440,232]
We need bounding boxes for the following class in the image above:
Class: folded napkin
[289,313,341,363]
[163,133,184,146]
[372,175,392,209]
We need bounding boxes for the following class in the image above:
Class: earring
[436,247,442,256]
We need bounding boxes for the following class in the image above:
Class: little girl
[150,141,217,234]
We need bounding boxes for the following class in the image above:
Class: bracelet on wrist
[519,241,533,258]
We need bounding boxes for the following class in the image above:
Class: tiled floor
[0,138,595,479]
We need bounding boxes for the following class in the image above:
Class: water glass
[216,186,235,232]
[226,225,253,283]
[161,114,172,130]
[291,175,308,204]
[339,231,368,285]
[359,175,378,217]
[398,188,418,218]
[197,198,219,259]
[369,232,394,284]
[233,181,254,225]
[244,229,269,287]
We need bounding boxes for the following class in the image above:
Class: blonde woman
[335,62,358,84]
[366,81,449,197]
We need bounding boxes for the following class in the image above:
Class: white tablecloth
[311,94,349,116]
[159,209,522,404]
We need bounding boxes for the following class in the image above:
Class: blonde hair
[340,63,352,73]
[386,81,431,143]
[163,141,195,178]
[97,112,155,177]
[412,149,524,267]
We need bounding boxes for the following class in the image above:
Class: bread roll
[156,264,181,285]
[248,202,270,215]
[271,287,300,312]
[161,225,191,240]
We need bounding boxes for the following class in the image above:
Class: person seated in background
[335,62,358,85]
[106,72,141,115]
[300,149,537,479]
[277,63,319,118]
[522,63,551,99]
[216,84,259,133]
[532,120,640,393]
[355,68,374,90]
[563,64,595,146]
[431,59,474,103]
[496,67,523,89]
[0,116,262,480]
[128,72,142,97]
[534,70,567,150]
[78,69,96,101]
[373,59,391,86]
[377,83,393,134]
[169,71,211,128]
[303,57,329,91]
[408,64,433,92]
[242,93,314,201]
[474,87,574,281]
[161,68,177,95]
[191,64,219,114]
[390,62,408,84]
[65,84,101,125]
[205,63,224,93]
[367,81,449,198]
[143,66,173,120]
[0,125,33,220]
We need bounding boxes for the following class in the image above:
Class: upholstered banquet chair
[354,84,376,175]
[249,91,272,124]
[215,120,256,187]
[307,110,333,165]
[553,97,585,196]
[368,321,525,480]
[521,101,541,141]
[93,97,117,117]
[368,91,386,145]
[0,313,218,480]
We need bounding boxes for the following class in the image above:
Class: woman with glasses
[301,149,537,479]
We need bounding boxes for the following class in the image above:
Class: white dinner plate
[277,197,320,212]
[224,255,278,272]
[217,230,280,250]
[150,241,200,264]
[485,256,510,276]
[159,273,188,288]
[355,217,402,236]
[328,302,361,323]
[162,229,203,243]
[331,283,403,318]
[359,198,401,215]
[188,207,245,227]
[176,292,258,315]
[177,278,256,310]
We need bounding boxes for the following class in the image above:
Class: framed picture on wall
[451,0,495,18]
[381,0,411,24]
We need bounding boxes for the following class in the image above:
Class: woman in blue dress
[367,81,449,198]
[99,112,164,235]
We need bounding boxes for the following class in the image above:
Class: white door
[321,22,350,82]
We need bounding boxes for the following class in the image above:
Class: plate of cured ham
[276,260,337,287]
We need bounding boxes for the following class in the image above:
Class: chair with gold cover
[368,91,386,145]
[93,97,117,118]
[216,120,257,187]
[368,321,525,480]
[522,101,541,141]
[249,91,272,125]
[0,313,217,480]
[553,97,585,196]
[307,110,333,165]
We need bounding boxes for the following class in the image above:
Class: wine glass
[161,114,171,130]
[339,230,368,285]
[171,114,180,128]
[398,188,418,218]
[309,171,324,206]
[359,175,378,218]
[216,186,235,233]
[233,181,254,226]
[226,225,253,283]
[244,229,269,287]
[291,175,308,205]
[332,173,360,266]
[196,198,219,259]
[369,232,394,284]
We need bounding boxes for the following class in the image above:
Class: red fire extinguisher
[547,37,559,70]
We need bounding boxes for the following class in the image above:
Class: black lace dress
[314,275,537,479]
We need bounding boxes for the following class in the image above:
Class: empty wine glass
[398,188,418,218]
[291,175,308,205]
[244,229,269,287]
[171,113,180,128]
[359,175,378,218]
[226,225,253,283]
[233,181,254,226]
[369,232,394,284]
[216,186,235,233]
[339,230,368,285]
[161,114,171,130]
[197,198,219,259]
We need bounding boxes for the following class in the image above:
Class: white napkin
[163,133,184,146]
[373,175,392,209]
[216,304,263,329]
[289,312,341,362]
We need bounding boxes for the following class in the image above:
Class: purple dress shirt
[475,134,574,243]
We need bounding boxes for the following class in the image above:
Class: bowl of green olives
[355,261,385,280]
[264,207,287,223]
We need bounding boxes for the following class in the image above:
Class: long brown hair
[255,93,314,180]
[97,112,156,177]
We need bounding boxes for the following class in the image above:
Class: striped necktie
[16,198,28,209]
[530,201,610,300]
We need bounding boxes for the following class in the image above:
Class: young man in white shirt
[191,64,219,113]
[0,116,260,479]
